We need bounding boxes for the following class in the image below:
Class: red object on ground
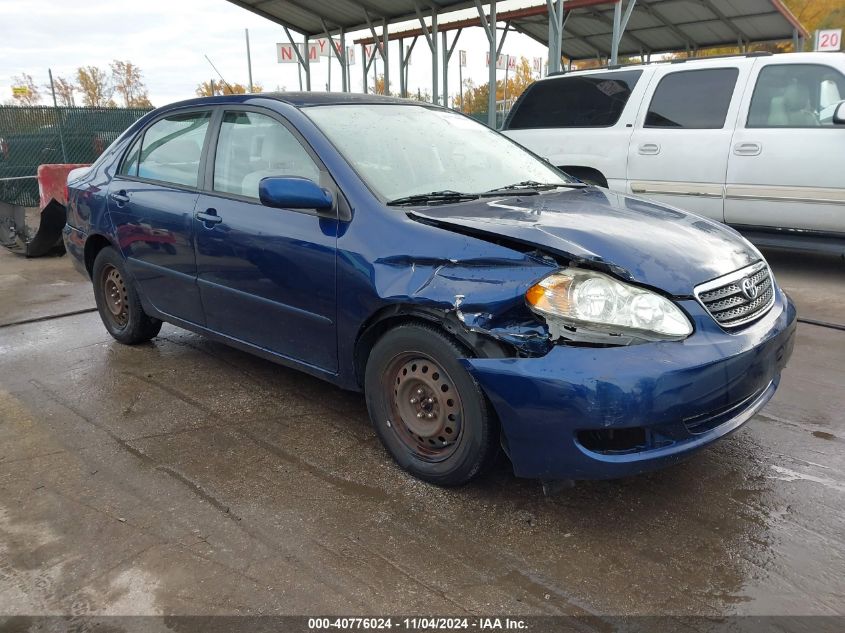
[37,163,89,208]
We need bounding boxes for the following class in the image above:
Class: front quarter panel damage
[367,251,558,357]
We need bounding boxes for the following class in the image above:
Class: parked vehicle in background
[64,93,795,486]
[503,52,845,253]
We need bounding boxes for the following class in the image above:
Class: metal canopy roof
[225,0,477,36]
[225,0,809,126]
[512,0,809,60]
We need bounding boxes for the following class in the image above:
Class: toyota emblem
[741,277,759,300]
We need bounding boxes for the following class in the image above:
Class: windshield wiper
[386,190,480,206]
[482,180,588,194]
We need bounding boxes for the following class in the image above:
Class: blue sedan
[63,93,796,486]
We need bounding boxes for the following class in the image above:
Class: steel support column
[403,36,418,98]
[362,36,379,93]
[304,35,311,90]
[283,25,311,92]
[382,19,390,95]
[340,28,348,92]
[610,1,637,65]
[546,0,564,74]
[362,43,369,92]
[441,29,462,109]
[474,0,497,127]
[398,37,406,97]
[414,2,438,104]
[611,1,622,64]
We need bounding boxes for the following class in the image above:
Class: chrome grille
[695,261,775,329]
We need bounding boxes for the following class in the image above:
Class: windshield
[304,104,572,201]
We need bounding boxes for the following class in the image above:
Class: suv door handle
[734,142,762,156]
[109,190,130,206]
[638,143,660,155]
[195,209,222,226]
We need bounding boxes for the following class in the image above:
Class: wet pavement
[0,245,843,618]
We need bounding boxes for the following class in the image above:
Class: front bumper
[463,289,797,480]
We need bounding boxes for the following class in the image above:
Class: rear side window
[136,111,211,187]
[119,135,141,177]
[505,70,643,129]
[645,68,739,129]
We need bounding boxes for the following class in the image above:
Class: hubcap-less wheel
[386,353,463,462]
[101,264,129,327]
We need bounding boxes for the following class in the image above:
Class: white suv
[502,52,845,250]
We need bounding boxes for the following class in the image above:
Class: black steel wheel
[365,323,499,486]
[92,246,162,344]
[386,352,464,462]
[100,264,129,329]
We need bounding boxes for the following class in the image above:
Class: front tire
[364,323,499,486]
[92,246,162,344]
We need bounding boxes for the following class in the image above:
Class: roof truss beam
[695,0,752,45]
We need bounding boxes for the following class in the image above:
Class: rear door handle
[195,209,222,226]
[109,190,130,206]
[638,143,660,155]
[734,142,762,156]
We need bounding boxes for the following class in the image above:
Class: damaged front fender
[363,251,559,357]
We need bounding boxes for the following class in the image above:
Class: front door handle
[734,142,762,156]
[638,143,660,155]
[195,209,222,226]
[109,190,130,206]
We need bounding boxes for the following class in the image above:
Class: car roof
[541,51,844,81]
[160,91,417,111]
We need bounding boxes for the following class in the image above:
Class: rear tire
[92,246,162,344]
[364,323,499,486]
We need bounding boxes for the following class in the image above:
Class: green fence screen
[465,111,507,130]
[0,106,151,207]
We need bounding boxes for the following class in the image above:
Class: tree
[46,76,76,106]
[784,0,845,34]
[370,74,391,96]
[195,80,262,96]
[818,7,845,30]
[405,88,432,102]
[453,56,536,114]
[76,66,114,106]
[9,73,41,105]
[111,60,152,107]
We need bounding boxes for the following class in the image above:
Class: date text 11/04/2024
[308,618,527,629]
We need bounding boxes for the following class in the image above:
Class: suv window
[645,68,739,129]
[137,111,211,187]
[213,111,320,199]
[505,70,643,129]
[748,63,845,127]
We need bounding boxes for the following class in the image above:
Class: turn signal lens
[525,284,547,307]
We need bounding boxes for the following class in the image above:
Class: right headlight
[526,268,693,341]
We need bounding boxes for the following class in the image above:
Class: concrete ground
[0,245,843,618]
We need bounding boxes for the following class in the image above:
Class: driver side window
[748,63,845,128]
[213,111,320,199]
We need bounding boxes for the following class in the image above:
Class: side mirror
[834,102,845,125]
[259,176,333,211]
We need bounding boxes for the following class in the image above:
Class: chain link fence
[465,111,508,129]
[0,105,506,208]
[0,106,151,207]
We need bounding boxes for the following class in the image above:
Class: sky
[0,0,549,107]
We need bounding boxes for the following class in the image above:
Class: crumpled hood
[408,187,759,296]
